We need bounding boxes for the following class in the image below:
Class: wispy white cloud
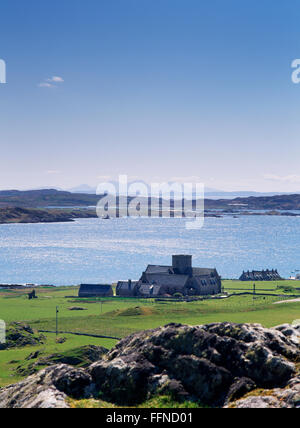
[47,76,64,83]
[264,174,300,183]
[38,76,64,88]
[38,82,54,88]
[45,170,61,175]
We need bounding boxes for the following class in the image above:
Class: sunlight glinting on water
[0,216,299,285]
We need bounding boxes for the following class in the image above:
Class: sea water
[0,216,299,285]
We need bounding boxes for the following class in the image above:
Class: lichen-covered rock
[0,322,46,350]
[90,353,155,405]
[0,322,299,408]
[89,322,299,406]
[0,364,92,408]
[274,324,300,346]
[148,373,189,401]
[230,375,300,408]
[226,377,257,404]
[230,395,280,408]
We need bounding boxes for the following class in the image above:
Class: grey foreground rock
[0,364,92,408]
[89,322,299,406]
[229,375,300,408]
[0,322,299,408]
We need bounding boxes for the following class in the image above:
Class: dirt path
[273,298,300,304]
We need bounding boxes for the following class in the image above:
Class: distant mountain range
[67,184,300,199]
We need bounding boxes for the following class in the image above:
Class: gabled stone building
[116,255,222,297]
[116,280,139,297]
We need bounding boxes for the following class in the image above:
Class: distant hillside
[0,189,100,208]
[0,207,97,224]
[204,191,299,199]
[0,189,300,211]
[204,194,300,210]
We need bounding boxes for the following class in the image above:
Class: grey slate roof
[79,284,113,297]
[117,281,138,290]
[145,265,217,277]
[192,268,217,276]
[144,273,189,287]
[239,270,282,281]
[145,265,174,274]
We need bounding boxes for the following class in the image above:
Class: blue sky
[0,0,300,191]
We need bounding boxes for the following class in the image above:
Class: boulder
[226,377,257,403]
[274,324,300,346]
[89,322,299,406]
[0,322,46,350]
[0,322,299,408]
[229,375,300,408]
[90,353,155,405]
[148,374,189,402]
[0,364,92,408]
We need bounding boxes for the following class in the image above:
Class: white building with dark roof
[239,269,282,281]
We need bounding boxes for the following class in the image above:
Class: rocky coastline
[0,207,97,224]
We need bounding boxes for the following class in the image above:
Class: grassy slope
[223,279,300,293]
[0,281,299,389]
[0,334,115,387]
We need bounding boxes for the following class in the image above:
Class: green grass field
[0,281,299,388]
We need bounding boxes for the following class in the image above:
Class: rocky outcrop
[0,364,92,408]
[16,345,109,377]
[0,322,299,408]
[0,323,46,350]
[89,322,299,406]
[229,375,300,408]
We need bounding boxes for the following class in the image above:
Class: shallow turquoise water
[0,216,299,285]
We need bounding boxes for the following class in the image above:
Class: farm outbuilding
[78,284,113,298]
